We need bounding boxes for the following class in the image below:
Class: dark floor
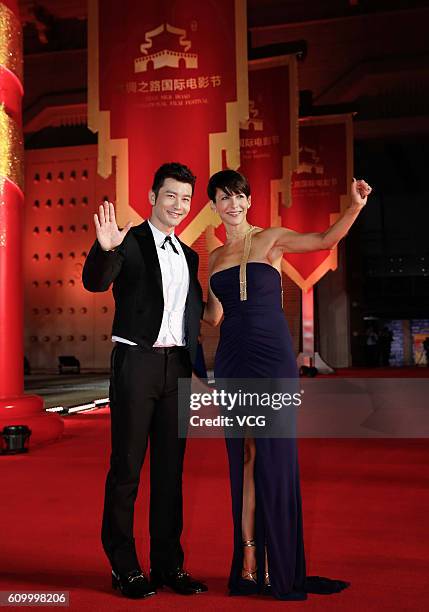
[24,373,109,409]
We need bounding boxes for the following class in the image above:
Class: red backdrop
[215,56,298,243]
[282,116,353,292]
[89,0,248,244]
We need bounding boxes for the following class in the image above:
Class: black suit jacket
[82,220,203,365]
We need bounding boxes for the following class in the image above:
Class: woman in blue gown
[203,170,371,600]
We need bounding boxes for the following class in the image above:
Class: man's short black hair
[207,169,250,202]
[152,162,197,199]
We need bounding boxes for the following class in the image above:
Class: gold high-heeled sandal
[242,539,257,582]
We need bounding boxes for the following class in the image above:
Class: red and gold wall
[24,146,115,370]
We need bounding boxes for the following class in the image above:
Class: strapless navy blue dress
[210,263,306,599]
[211,263,349,600]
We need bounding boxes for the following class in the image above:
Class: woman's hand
[94,200,133,252]
[351,178,372,209]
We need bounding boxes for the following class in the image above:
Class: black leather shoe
[150,568,208,595]
[112,568,156,599]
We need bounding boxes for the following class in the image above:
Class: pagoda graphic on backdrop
[134,23,198,72]
[240,100,264,131]
[296,146,324,175]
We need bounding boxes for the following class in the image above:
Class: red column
[0,0,63,445]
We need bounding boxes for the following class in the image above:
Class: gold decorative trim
[0,2,23,82]
[0,103,23,190]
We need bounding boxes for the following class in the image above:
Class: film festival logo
[134,23,198,73]
[294,145,339,191]
[240,100,281,155]
[296,146,325,176]
[241,100,264,131]
[127,24,222,95]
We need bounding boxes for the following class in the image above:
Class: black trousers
[101,343,192,574]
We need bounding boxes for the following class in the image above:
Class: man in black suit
[82,162,206,599]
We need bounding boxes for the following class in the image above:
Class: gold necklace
[239,226,256,301]
[226,224,254,242]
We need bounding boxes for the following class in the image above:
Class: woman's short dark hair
[207,169,251,202]
[152,162,197,199]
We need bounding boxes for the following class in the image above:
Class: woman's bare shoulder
[255,226,290,239]
[253,226,278,240]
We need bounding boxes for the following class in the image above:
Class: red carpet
[0,407,428,611]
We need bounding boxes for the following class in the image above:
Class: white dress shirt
[112,220,189,347]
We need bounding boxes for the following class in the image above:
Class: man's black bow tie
[161,235,179,255]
